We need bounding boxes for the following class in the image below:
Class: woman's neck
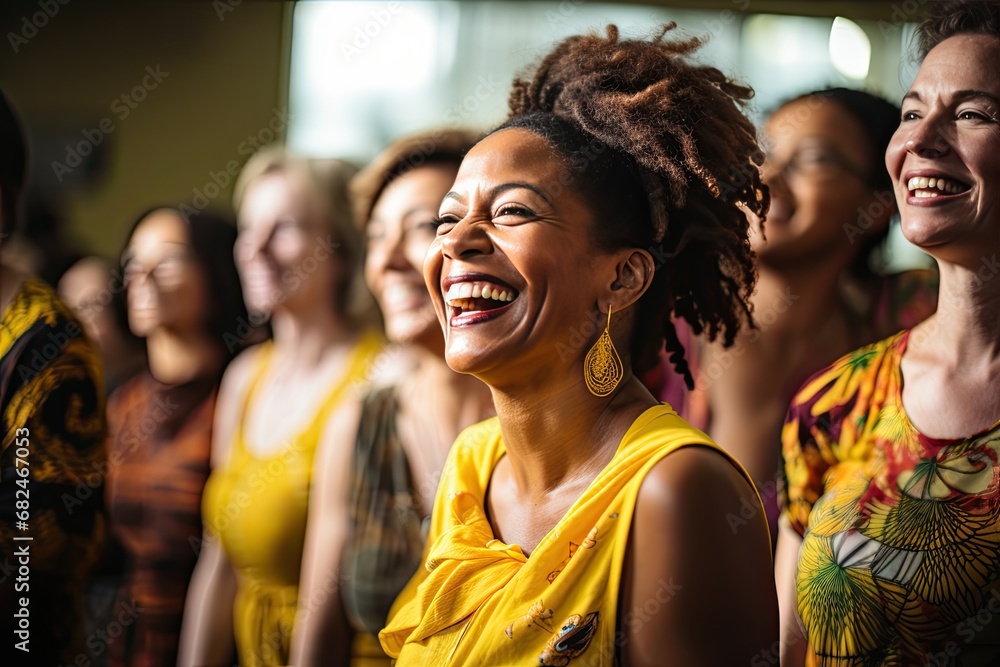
[410,346,494,427]
[489,372,652,499]
[914,257,1000,368]
[104,344,147,388]
[752,261,853,341]
[268,304,357,369]
[146,329,223,385]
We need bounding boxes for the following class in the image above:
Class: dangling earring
[584,306,623,397]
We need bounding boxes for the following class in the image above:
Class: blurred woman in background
[778,2,1000,664]
[59,255,145,667]
[58,256,146,395]
[180,147,382,667]
[103,206,246,667]
[697,87,938,538]
[292,129,494,667]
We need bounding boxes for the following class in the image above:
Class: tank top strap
[299,330,383,445]
[232,341,277,457]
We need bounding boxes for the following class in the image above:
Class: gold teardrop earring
[584,305,623,397]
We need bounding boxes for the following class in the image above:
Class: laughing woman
[776,2,1000,665]
[379,25,778,666]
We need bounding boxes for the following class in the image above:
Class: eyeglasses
[122,251,193,289]
[763,145,870,184]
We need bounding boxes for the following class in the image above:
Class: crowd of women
[1,1,997,665]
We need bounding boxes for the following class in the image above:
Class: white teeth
[914,190,939,198]
[444,281,518,307]
[907,176,967,194]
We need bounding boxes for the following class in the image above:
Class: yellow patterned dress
[0,276,106,665]
[380,404,758,666]
[782,330,1000,666]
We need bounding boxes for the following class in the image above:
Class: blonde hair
[233,145,377,327]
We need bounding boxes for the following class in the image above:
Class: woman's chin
[900,219,956,251]
[245,288,280,316]
[127,312,157,338]
[384,308,439,344]
[390,326,444,356]
[444,344,495,379]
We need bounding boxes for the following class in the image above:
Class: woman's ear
[609,248,655,312]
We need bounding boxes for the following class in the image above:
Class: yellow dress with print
[380,404,759,666]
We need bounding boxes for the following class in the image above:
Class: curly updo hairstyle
[490,24,768,389]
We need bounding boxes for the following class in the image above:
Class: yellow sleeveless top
[202,332,382,667]
[380,403,760,666]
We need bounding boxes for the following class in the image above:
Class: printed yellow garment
[381,404,758,666]
[1,277,105,665]
[782,331,1000,666]
[202,332,381,667]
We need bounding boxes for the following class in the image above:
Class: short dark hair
[351,128,480,227]
[917,0,1000,59]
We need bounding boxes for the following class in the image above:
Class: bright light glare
[829,17,871,80]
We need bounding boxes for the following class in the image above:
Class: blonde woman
[179,147,381,667]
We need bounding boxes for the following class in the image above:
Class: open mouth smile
[443,277,520,327]
[906,175,971,204]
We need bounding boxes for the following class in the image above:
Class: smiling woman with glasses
[693,87,940,547]
[103,206,248,667]
[767,140,871,184]
[776,1,1000,665]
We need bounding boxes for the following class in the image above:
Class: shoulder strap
[231,342,275,456]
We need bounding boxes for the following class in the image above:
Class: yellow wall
[1,0,291,257]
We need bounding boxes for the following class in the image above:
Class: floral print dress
[782,330,1000,666]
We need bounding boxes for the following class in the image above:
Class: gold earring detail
[584,306,623,397]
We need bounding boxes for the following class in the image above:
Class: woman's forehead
[462,129,561,176]
[913,33,1000,95]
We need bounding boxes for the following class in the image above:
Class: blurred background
[0,0,932,278]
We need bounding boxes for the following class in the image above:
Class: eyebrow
[902,89,1000,106]
[443,182,552,205]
